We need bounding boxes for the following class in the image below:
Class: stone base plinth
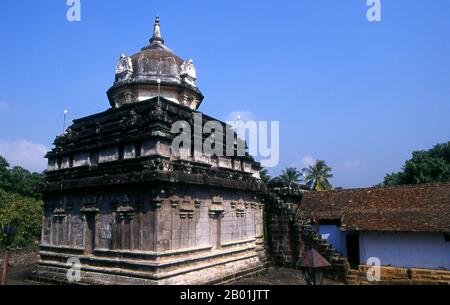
[30,243,266,285]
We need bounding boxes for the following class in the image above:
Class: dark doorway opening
[216,215,222,249]
[210,213,222,250]
[346,232,360,269]
[84,214,96,255]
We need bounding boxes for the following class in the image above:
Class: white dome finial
[150,15,164,45]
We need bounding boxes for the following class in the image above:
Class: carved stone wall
[265,190,349,282]
[34,91,266,284]
[41,186,263,252]
[35,179,266,284]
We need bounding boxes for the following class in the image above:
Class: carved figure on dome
[181,59,196,80]
[115,53,133,81]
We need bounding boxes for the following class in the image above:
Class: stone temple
[33,17,266,284]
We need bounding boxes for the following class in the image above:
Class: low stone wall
[265,197,349,282]
[348,265,450,285]
[266,208,303,266]
[0,246,39,282]
[0,246,40,267]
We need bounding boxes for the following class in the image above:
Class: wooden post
[1,248,10,285]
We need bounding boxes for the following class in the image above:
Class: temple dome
[107,17,203,110]
[129,43,184,84]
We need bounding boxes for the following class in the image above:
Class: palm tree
[303,160,333,191]
[278,167,302,189]
[259,168,271,184]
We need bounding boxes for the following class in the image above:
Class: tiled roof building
[300,183,450,233]
[298,184,450,271]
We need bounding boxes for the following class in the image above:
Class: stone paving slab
[2,265,339,285]
[1,265,39,285]
[231,267,339,285]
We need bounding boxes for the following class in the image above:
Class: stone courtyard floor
[232,267,340,285]
[1,265,339,285]
[1,265,39,285]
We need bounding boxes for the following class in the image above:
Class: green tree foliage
[303,160,333,191]
[279,167,302,189]
[383,142,450,186]
[0,156,9,183]
[0,189,43,249]
[259,168,271,184]
[0,155,43,199]
[269,167,303,190]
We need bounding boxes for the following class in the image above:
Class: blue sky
[0,0,449,188]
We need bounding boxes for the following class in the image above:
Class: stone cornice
[41,166,265,194]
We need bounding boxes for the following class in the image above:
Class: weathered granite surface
[32,17,269,285]
[32,95,267,285]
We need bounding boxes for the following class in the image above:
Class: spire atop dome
[150,16,164,45]
[108,16,204,110]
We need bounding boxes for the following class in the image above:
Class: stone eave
[108,78,204,98]
[46,131,172,158]
[41,169,265,194]
[71,97,206,128]
[106,80,204,108]
[49,97,257,161]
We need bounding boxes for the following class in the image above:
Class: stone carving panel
[115,54,133,81]
[180,59,197,87]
